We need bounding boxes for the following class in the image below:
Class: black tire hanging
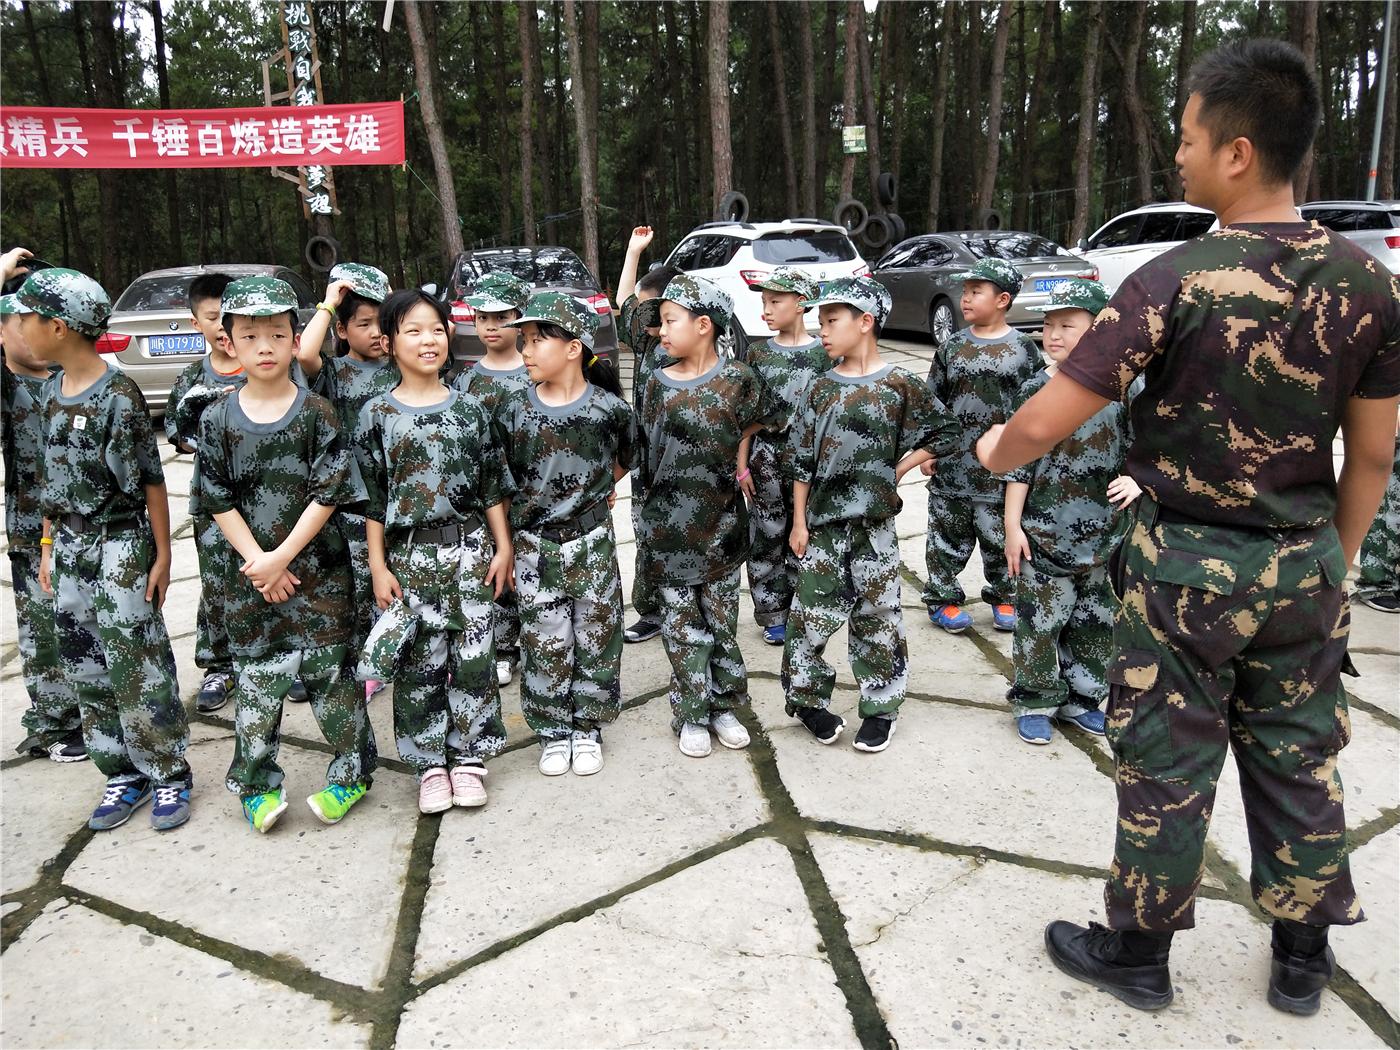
[833,197,868,237]
[304,235,341,272]
[861,213,893,251]
[876,171,897,207]
[717,190,750,223]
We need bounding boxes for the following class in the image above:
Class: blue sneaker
[88,778,152,831]
[992,603,1017,631]
[1058,709,1107,736]
[151,778,192,831]
[1017,714,1053,745]
[929,604,972,633]
[762,623,786,646]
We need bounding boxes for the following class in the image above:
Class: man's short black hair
[638,264,683,297]
[1187,39,1320,186]
[188,272,234,312]
[379,288,450,348]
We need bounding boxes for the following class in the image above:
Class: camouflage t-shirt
[357,387,511,536]
[793,365,961,529]
[1058,223,1400,529]
[495,383,634,533]
[3,368,54,546]
[312,352,398,444]
[450,361,530,415]
[637,359,775,584]
[41,367,164,526]
[165,355,246,452]
[619,293,668,409]
[748,336,833,445]
[927,327,1040,500]
[196,388,364,657]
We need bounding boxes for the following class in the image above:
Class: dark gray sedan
[872,231,1098,344]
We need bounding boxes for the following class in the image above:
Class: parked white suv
[663,220,869,340]
[1078,202,1216,294]
[1299,200,1400,274]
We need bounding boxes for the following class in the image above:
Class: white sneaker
[679,722,712,758]
[710,711,750,749]
[570,731,604,776]
[538,738,572,776]
[495,659,514,687]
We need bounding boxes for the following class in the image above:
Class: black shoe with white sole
[853,716,896,752]
[792,706,845,744]
[623,616,663,643]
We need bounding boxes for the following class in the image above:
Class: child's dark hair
[188,273,234,312]
[379,289,451,350]
[335,291,379,329]
[534,321,624,398]
[845,304,882,339]
[221,309,301,339]
[637,264,683,297]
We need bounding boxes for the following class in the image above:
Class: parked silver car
[105,264,318,413]
[1299,200,1400,274]
[872,231,1098,345]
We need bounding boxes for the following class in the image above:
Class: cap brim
[464,296,522,313]
[800,294,863,312]
[226,304,298,316]
[1023,302,1095,315]
[507,312,595,348]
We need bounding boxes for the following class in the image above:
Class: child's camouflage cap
[464,271,531,313]
[222,275,300,315]
[13,268,111,339]
[0,293,22,317]
[1024,278,1109,317]
[750,267,820,302]
[329,262,391,303]
[952,257,1023,297]
[508,291,601,349]
[800,275,893,329]
[661,274,734,329]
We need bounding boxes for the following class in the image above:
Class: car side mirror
[1076,239,1087,252]
[420,282,438,297]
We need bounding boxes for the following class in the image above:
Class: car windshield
[114,275,198,311]
[460,248,596,290]
[1303,207,1391,232]
[961,234,1063,260]
[752,231,857,265]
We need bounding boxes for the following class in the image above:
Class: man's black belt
[408,514,483,545]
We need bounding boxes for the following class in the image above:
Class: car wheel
[929,298,956,346]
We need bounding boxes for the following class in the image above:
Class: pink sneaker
[450,765,488,807]
[417,768,452,814]
[365,680,384,701]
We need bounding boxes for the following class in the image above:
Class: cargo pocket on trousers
[1106,648,1174,773]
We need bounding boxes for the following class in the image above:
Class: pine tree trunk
[1289,0,1320,202]
[708,0,734,214]
[800,0,819,215]
[1015,1,1054,230]
[1071,3,1103,245]
[87,1,122,289]
[855,4,884,211]
[148,0,182,262]
[491,2,513,239]
[976,0,1014,215]
[817,5,840,212]
[1111,2,1153,206]
[403,0,466,265]
[926,1,954,231]
[1379,4,1398,198]
[889,1,909,206]
[766,1,799,217]
[562,0,600,275]
[518,1,538,246]
[838,1,861,201]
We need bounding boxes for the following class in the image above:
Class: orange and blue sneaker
[992,603,1017,631]
[929,604,972,634]
[306,780,369,824]
[243,788,288,833]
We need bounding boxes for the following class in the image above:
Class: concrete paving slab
[1348,650,1399,720]
[400,838,859,1049]
[1348,604,1400,655]
[1330,827,1400,1020]
[1,755,97,895]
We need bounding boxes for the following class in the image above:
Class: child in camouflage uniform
[20,268,192,831]
[359,290,513,814]
[638,274,775,758]
[784,277,961,752]
[922,257,1040,635]
[2,288,85,762]
[739,267,832,646]
[296,263,396,700]
[198,276,377,833]
[449,271,532,687]
[1003,280,1140,745]
[1354,413,1400,612]
[499,293,632,777]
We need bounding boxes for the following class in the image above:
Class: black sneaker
[1268,920,1334,1016]
[853,716,896,752]
[196,671,235,713]
[1044,921,1173,1011]
[44,729,89,763]
[792,706,845,744]
[1359,592,1400,613]
[624,616,662,643]
[286,677,310,703]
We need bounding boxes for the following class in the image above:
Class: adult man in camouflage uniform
[20,268,192,831]
[978,40,1400,1015]
[1354,421,1400,612]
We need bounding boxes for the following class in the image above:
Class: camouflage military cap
[464,271,531,313]
[1024,278,1110,317]
[222,275,299,316]
[661,274,734,328]
[750,267,820,302]
[14,267,111,338]
[0,293,21,316]
[509,291,600,349]
[633,294,663,329]
[330,262,391,303]
[800,275,893,329]
[952,257,1023,296]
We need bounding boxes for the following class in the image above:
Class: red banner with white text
[0,102,405,169]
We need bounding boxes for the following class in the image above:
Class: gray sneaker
[151,778,192,831]
[88,778,152,831]
[678,722,712,758]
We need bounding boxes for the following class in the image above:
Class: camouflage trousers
[745,437,799,628]
[9,548,82,751]
[1009,557,1116,715]
[362,531,506,772]
[494,588,520,662]
[516,523,624,741]
[658,566,750,731]
[52,522,189,784]
[922,490,1011,607]
[339,511,380,655]
[193,514,235,674]
[783,519,908,718]
[1356,449,1400,597]
[1103,497,1361,931]
[226,642,376,796]
[629,470,661,618]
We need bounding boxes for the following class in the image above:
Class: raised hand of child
[322,278,354,306]
[1107,474,1142,509]
[0,245,33,282]
[1005,525,1031,577]
[627,226,655,255]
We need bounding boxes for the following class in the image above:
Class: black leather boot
[1044,920,1174,1011]
[1268,919,1334,1016]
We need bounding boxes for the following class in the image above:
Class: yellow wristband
[40,537,53,546]
[316,301,335,315]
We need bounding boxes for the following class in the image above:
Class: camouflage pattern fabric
[222,275,298,315]
[1103,500,1360,931]
[1356,435,1400,598]
[329,262,391,303]
[659,567,749,731]
[1024,277,1109,317]
[164,355,246,452]
[509,292,601,349]
[192,514,236,674]
[313,352,398,441]
[922,494,1010,607]
[10,549,82,751]
[52,522,188,783]
[514,524,623,741]
[629,491,662,619]
[950,257,1024,297]
[619,293,666,618]
[800,275,892,330]
[224,642,376,796]
[1008,558,1116,715]
[451,362,530,415]
[4,369,53,545]
[462,271,530,313]
[14,267,111,338]
[751,267,820,300]
[783,519,907,718]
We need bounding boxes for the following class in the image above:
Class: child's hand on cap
[0,246,33,282]
[322,279,354,305]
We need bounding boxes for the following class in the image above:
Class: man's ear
[1224,135,1255,180]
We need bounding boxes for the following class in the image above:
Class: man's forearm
[980,372,1111,474]
[1336,461,1392,567]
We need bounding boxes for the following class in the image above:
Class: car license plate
[146,333,205,356]
[1034,278,1071,293]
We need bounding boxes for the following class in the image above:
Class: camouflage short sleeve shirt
[1058,223,1400,528]
[41,367,164,525]
[927,327,1041,500]
[357,388,511,535]
[196,388,365,657]
[450,361,531,415]
[165,356,247,451]
[748,336,833,443]
[619,293,668,408]
[792,365,961,529]
[312,352,399,443]
[495,383,634,533]
[3,368,54,545]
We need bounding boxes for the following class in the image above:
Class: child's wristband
[315,301,335,315]
[735,468,751,483]
[39,537,53,546]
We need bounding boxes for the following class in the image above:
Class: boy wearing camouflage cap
[198,276,377,832]
[20,267,193,831]
[638,274,779,758]
[1353,411,1400,612]
[922,256,1040,635]
[783,277,961,752]
[1002,279,1141,746]
[739,267,834,646]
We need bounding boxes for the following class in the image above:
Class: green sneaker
[242,789,288,834]
[306,780,369,824]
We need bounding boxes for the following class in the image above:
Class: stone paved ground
[1,337,1396,1049]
